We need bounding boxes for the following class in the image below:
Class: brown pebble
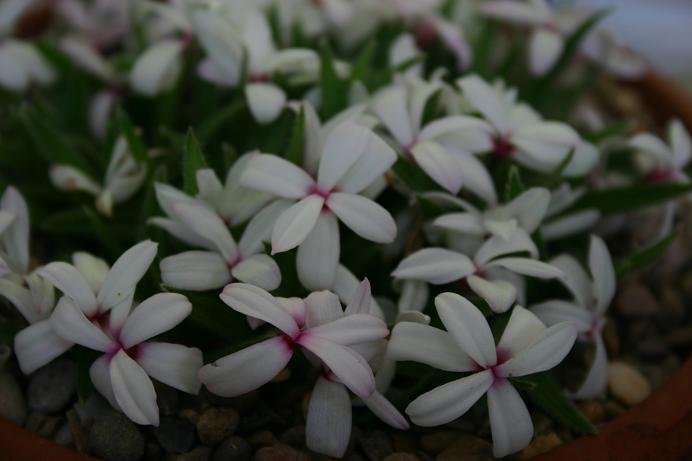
[608,362,651,406]
[197,407,240,446]
[615,283,660,318]
[519,433,563,459]
[180,408,200,424]
[255,443,310,461]
[383,453,420,461]
[602,319,620,357]
[420,431,459,454]
[390,433,417,454]
[271,368,291,383]
[578,400,605,424]
[250,430,278,447]
[669,325,692,346]
[436,435,493,461]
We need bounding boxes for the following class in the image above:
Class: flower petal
[110,350,159,426]
[51,298,114,352]
[0,278,38,323]
[119,293,192,348]
[498,321,576,377]
[497,305,546,357]
[306,377,352,458]
[457,75,508,133]
[397,279,429,313]
[137,342,203,395]
[388,322,475,372]
[456,152,498,204]
[572,334,608,399]
[363,391,409,429]
[241,154,313,199]
[72,252,110,294]
[487,379,534,458]
[238,199,292,255]
[173,202,238,262]
[130,39,182,96]
[308,314,388,345]
[531,300,591,332]
[327,193,396,243]
[529,28,563,75]
[406,370,493,426]
[485,257,564,279]
[160,251,231,291]
[550,254,593,308]
[305,290,344,327]
[219,283,298,336]
[232,254,282,291]
[467,275,517,314]
[344,278,372,315]
[271,195,324,253]
[317,122,370,191]
[90,355,119,409]
[1,186,30,273]
[97,240,157,311]
[433,212,485,237]
[410,141,464,194]
[296,212,340,291]
[474,229,538,266]
[38,262,97,315]
[589,235,615,315]
[336,130,397,194]
[392,248,474,284]
[14,320,73,374]
[372,86,414,146]
[670,119,691,168]
[245,83,286,124]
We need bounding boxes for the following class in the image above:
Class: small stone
[578,400,605,424]
[615,283,660,318]
[659,285,685,318]
[602,319,620,357]
[156,384,180,417]
[197,407,240,446]
[390,433,417,454]
[175,446,212,461]
[669,325,692,346]
[213,436,251,461]
[67,409,89,453]
[608,361,651,406]
[636,338,668,360]
[249,430,278,447]
[53,421,73,447]
[239,401,285,433]
[420,431,458,454]
[154,417,196,453]
[271,368,291,383]
[436,435,493,461]
[181,408,200,424]
[255,443,310,461]
[603,400,627,418]
[0,370,26,425]
[27,359,76,413]
[383,454,420,461]
[358,429,393,461]
[144,442,163,461]
[519,433,563,459]
[88,410,145,461]
[279,425,306,448]
[25,412,62,437]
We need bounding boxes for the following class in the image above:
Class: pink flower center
[493,135,515,158]
[414,21,437,47]
[88,310,110,330]
[249,73,272,84]
[281,331,305,351]
[226,255,242,272]
[307,184,338,212]
[645,168,674,184]
[472,347,511,383]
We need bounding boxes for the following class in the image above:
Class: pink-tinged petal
[670,119,691,167]
[363,391,409,429]
[137,342,203,395]
[327,193,396,244]
[487,379,534,458]
[393,248,474,285]
[97,240,157,311]
[14,320,73,374]
[497,306,546,357]
[51,298,114,352]
[474,229,538,266]
[485,257,564,279]
[231,254,281,291]
[479,0,550,25]
[336,130,397,194]
[372,86,414,146]
[531,300,591,332]
[160,251,231,291]
[238,199,292,256]
[572,334,608,399]
[397,279,429,313]
[433,212,485,236]
[457,75,508,133]
[406,370,493,426]
[529,28,563,75]
[550,254,592,308]
[333,265,384,319]
[317,122,371,191]
[110,350,159,426]
[241,154,314,199]
[388,322,475,372]
[589,235,615,315]
[296,212,340,291]
[48,165,100,195]
[173,202,238,263]
[435,293,497,367]
[306,377,352,458]
[119,293,191,349]
[0,278,37,323]
[90,355,119,409]
[245,83,286,124]
[72,252,109,294]
[276,297,307,328]
[299,336,376,398]
[629,133,671,164]
[410,141,464,194]
[191,11,243,85]
[467,275,517,314]
[38,262,96,315]
[491,187,551,234]
[305,290,343,328]
[455,152,498,204]
[271,196,323,253]
[199,336,292,397]
[1,186,30,273]
[498,321,576,378]
[308,314,388,345]
[129,39,182,96]
[344,278,371,315]
[219,283,298,336]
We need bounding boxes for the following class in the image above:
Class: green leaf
[168,289,251,342]
[116,108,149,166]
[83,206,122,258]
[539,148,575,189]
[504,165,525,201]
[615,230,677,278]
[183,128,208,195]
[392,157,441,192]
[521,372,598,435]
[285,106,306,166]
[197,98,246,142]
[584,122,631,144]
[570,183,692,215]
[319,41,350,119]
[350,40,376,83]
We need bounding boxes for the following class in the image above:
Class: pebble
[213,436,251,461]
[255,443,310,461]
[249,430,278,447]
[174,446,212,461]
[145,442,163,461]
[602,320,620,357]
[88,410,145,461]
[25,412,62,437]
[239,401,285,433]
[358,429,393,461]
[615,283,660,318]
[27,359,76,413]
[155,417,196,453]
[518,433,562,459]
[436,435,493,461]
[279,425,306,448]
[383,454,420,461]
[0,370,27,425]
[420,431,458,454]
[669,325,692,346]
[578,400,605,424]
[390,433,417,454]
[636,338,668,360]
[53,421,73,446]
[67,409,89,453]
[197,407,240,446]
[156,385,180,417]
[607,362,651,406]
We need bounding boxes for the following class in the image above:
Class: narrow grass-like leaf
[569,183,692,215]
[615,230,677,279]
[504,165,525,201]
[183,128,208,195]
[116,108,149,166]
[285,106,305,166]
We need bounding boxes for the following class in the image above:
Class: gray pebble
[154,417,196,453]
[88,410,145,461]
[212,436,251,461]
[358,429,393,461]
[27,359,76,413]
[0,370,26,425]
[174,445,212,461]
[156,385,180,417]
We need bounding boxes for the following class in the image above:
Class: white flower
[372,80,497,202]
[240,122,397,291]
[392,228,563,313]
[629,118,691,183]
[159,200,281,291]
[458,75,597,176]
[389,294,576,457]
[50,136,148,217]
[541,183,600,241]
[56,0,130,49]
[193,8,319,124]
[580,27,647,79]
[532,235,615,399]
[0,39,55,92]
[0,186,30,276]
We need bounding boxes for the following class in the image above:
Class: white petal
[238,199,292,255]
[513,122,579,171]
[160,251,231,291]
[130,39,182,96]
[299,335,376,398]
[232,254,282,291]
[0,278,38,323]
[49,164,101,196]
[589,235,615,315]
[490,187,551,234]
[305,290,343,327]
[418,115,494,152]
[455,152,497,204]
[529,28,563,75]
[498,321,576,377]
[629,133,671,163]
[317,122,370,191]
[344,278,372,315]
[333,265,383,318]
[467,275,517,314]
[372,86,414,146]
[336,129,397,194]
[563,141,599,177]
[296,212,340,291]
[327,193,396,243]
[119,293,191,349]
[271,196,324,253]
[192,11,243,85]
[435,292,497,367]
[14,320,73,374]
[173,202,238,262]
[572,334,608,399]
[531,300,591,332]
[72,252,109,294]
[388,322,474,372]
[98,240,157,311]
[60,36,115,81]
[199,336,292,397]
[457,75,508,133]
[137,342,203,395]
[219,283,298,336]
[433,212,485,237]
[670,119,691,167]
[397,279,429,313]
[410,141,464,194]
[363,391,409,429]
[241,153,313,199]
[0,44,29,90]
[90,355,118,409]
[474,230,538,266]
[487,379,533,458]
[38,262,96,315]
[486,257,564,279]
[110,350,159,426]
[406,370,493,426]
[307,314,388,345]
[550,254,593,308]
[1,186,30,273]
[306,377,352,458]
[497,305,546,357]
[542,210,600,241]
[245,83,286,124]
[479,0,550,24]
[392,248,474,284]
[50,298,114,352]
